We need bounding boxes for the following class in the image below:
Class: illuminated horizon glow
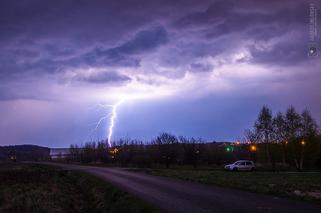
[99,79,182,147]
[81,62,287,146]
[104,87,171,147]
[93,71,229,146]
[90,62,281,146]
[88,78,180,147]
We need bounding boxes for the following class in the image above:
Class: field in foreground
[0,163,158,213]
[128,168,321,204]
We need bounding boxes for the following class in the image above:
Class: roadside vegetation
[128,168,321,204]
[0,163,158,213]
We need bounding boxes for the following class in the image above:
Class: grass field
[128,168,321,204]
[0,163,158,213]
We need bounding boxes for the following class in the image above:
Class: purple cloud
[0,0,320,146]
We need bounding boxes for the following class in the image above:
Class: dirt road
[47,163,321,213]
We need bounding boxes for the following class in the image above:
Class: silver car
[224,160,255,171]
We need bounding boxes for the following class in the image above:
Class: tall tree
[285,106,302,139]
[272,112,287,164]
[254,106,274,167]
[284,106,302,170]
[301,109,318,138]
[299,110,319,169]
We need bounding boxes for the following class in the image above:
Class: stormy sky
[0,0,320,147]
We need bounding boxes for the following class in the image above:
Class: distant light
[250,145,257,152]
[225,146,234,152]
[110,147,119,154]
[301,140,305,146]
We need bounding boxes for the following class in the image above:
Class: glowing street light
[301,140,305,146]
[250,145,257,152]
[110,147,119,154]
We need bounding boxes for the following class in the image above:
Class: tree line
[246,106,320,171]
[64,106,321,171]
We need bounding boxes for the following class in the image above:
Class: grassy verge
[0,163,158,213]
[128,168,321,204]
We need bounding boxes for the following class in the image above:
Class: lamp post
[301,140,305,146]
[250,145,257,152]
[249,144,257,162]
[282,141,288,164]
[299,139,305,170]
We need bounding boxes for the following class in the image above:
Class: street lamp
[301,140,305,146]
[250,145,257,152]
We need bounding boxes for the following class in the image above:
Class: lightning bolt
[85,99,124,147]
[87,82,171,147]
[107,99,125,147]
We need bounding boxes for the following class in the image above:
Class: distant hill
[0,145,50,161]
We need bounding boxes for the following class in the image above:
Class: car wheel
[250,167,255,172]
[233,167,238,172]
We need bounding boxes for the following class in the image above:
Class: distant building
[50,148,70,159]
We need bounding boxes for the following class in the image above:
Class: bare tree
[179,136,200,168]
[155,133,178,168]
[244,129,259,143]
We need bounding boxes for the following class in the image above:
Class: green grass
[0,163,158,213]
[128,168,321,204]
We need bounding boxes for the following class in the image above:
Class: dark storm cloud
[73,71,131,84]
[111,25,168,55]
[190,63,213,72]
[204,9,303,39]
[0,0,317,86]
[0,0,311,83]
[53,25,168,70]
[172,0,310,66]
[0,0,176,82]
[174,0,235,28]
[248,34,308,66]
[81,25,168,67]
[174,0,307,29]
[0,0,205,44]
[0,24,168,80]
